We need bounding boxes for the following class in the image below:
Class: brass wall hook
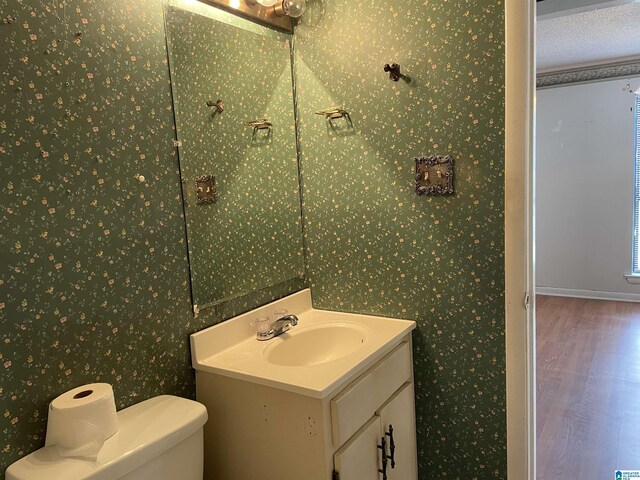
[315,107,349,120]
[206,99,224,113]
[242,119,272,129]
[383,63,401,82]
[316,107,354,137]
[243,119,273,142]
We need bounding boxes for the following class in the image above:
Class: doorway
[535,0,640,478]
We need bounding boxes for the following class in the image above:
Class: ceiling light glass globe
[283,0,306,17]
[257,0,279,6]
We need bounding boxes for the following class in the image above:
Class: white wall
[536,76,640,301]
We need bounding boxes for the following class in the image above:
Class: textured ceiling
[537,3,640,72]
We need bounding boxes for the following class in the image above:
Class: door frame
[505,0,536,478]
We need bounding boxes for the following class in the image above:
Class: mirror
[165,5,305,313]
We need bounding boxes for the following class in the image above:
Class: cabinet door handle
[385,425,396,468]
[378,436,388,480]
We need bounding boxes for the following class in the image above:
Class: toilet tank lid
[6,395,208,480]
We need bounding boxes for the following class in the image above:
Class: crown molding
[537,59,640,88]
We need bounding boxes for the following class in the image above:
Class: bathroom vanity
[190,289,418,480]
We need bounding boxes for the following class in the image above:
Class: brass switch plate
[415,155,454,196]
[196,175,218,205]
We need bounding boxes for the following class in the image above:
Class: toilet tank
[6,395,208,480]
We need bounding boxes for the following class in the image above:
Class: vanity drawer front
[331,341,412,447]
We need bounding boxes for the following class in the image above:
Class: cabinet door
[334,416,383,480]
[377,383,418,480]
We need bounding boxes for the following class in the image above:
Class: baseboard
[535,286,640,303]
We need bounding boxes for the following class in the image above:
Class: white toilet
[6,395,208,480]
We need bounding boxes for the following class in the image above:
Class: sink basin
[264,322,369,367]
[190,289,416,398]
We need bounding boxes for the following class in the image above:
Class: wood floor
[537,295,640,479]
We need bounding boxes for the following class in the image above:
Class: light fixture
[203,0,295,31]
[274,0,306,18]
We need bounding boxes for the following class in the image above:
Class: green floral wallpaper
[0,0,303,476]
[294,0,506,477]
[0,0,505,478]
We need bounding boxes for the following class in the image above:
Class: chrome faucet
[256,314,299,341]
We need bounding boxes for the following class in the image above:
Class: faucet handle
[274,308,288,319]
[256,316,271,336]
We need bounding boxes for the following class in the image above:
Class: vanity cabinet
[195,337,418,480]
[335,382,417,480]
[376,383,418,480]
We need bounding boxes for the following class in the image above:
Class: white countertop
[190,289,416,398]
